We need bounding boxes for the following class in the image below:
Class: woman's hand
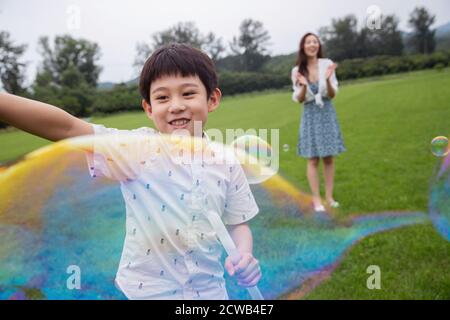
[225,252,262,287]
[296,72,308,87]
[325,63,338,80]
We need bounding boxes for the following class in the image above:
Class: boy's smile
[142,74,221,137]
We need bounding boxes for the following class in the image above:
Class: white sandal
[313,204,326,212]
[328,200,340,208]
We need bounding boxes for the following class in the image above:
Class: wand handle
[206,210,264,300]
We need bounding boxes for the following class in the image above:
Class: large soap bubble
[429,152,450,240]
[0,132,442,300]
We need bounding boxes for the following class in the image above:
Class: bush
[93,84,141,115]
[434,63,445,72]
[335,50,450,80]
[218,72,290,96]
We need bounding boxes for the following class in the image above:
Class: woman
[291,32,346,212]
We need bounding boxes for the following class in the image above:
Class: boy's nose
[168,99,187,113]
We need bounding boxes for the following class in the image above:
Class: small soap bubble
[231,135,275,184]
[431,136,449,157]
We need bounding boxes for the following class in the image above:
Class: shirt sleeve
[222,159,259,225]
[291,66,301,103]
[85,124,153,181]
[328,59,339,94]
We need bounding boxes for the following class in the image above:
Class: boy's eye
[183,92,196,97]
[156,96,168,100]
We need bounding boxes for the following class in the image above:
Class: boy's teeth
[172,119,189,126]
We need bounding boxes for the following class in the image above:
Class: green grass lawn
[1,69,449,299]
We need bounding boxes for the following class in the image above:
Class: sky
[1,0,449,84]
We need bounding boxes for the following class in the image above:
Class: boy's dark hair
[139,43,218,104]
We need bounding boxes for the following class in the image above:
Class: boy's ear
[142,99,153,119]
[207,88,222,113]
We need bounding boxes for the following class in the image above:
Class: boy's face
[142,74,221,136]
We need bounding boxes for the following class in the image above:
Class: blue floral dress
[297,82,346,158]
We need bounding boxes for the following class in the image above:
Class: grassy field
[1,69,449,299]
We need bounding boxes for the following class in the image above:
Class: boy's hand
[225,252,261,287]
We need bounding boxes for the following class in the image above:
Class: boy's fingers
[239,265,260,283]
[235,254,253,274]
[224,258,235,276]
[229,253,241,266]
[237,259,258,278]
[238,271,262,287]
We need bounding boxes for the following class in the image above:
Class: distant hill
[436,21,450,51]
[97,82,115,90]
[436,21,450,38]
[97,77,138,90]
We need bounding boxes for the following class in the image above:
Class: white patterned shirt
[85,124,259,300]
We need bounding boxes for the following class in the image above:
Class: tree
[203,32,226,62]
[37,34,102,87]
[33,35,100,117]
[321,14,403,60]
[319,15,359,61]
[230,19,271,72]
[134,22,226,70]
[358,15,403,57]
[152,21,204,49]
[408,7,436,54]
[377,15,404,56]
[0,31,27,94]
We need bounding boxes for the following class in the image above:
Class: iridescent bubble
[230,135,275,184]
[283,144,289,152]
[431,136,449,157]
[429,152,450,241]
[0,133,438,300]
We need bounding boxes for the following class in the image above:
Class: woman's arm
[296,84,307,103]
[294,72,308,103]
[325,62,338,99]
[0,92,93,141]
[326,77,336,99]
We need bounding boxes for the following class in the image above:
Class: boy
[0,43,261,299]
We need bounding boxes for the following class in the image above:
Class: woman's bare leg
[323,156,335,203]
[307,157,322,207]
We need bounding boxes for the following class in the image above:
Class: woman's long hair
[295,33,323,81]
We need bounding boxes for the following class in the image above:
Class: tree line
[0,6,448,125]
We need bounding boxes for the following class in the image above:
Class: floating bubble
[429,152,450,240]
[0,133,441,300]
[231,135,276,184]
[283,144,289,152]
[431,136,449,157]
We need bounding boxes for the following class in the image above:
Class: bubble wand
[205,208,264,300]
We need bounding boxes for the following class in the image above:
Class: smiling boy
[0,43,262,300]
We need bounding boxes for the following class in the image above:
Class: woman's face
[303,35,320,58]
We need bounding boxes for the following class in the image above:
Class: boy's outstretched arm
[0,92,93,141]
[225,223,262,287]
